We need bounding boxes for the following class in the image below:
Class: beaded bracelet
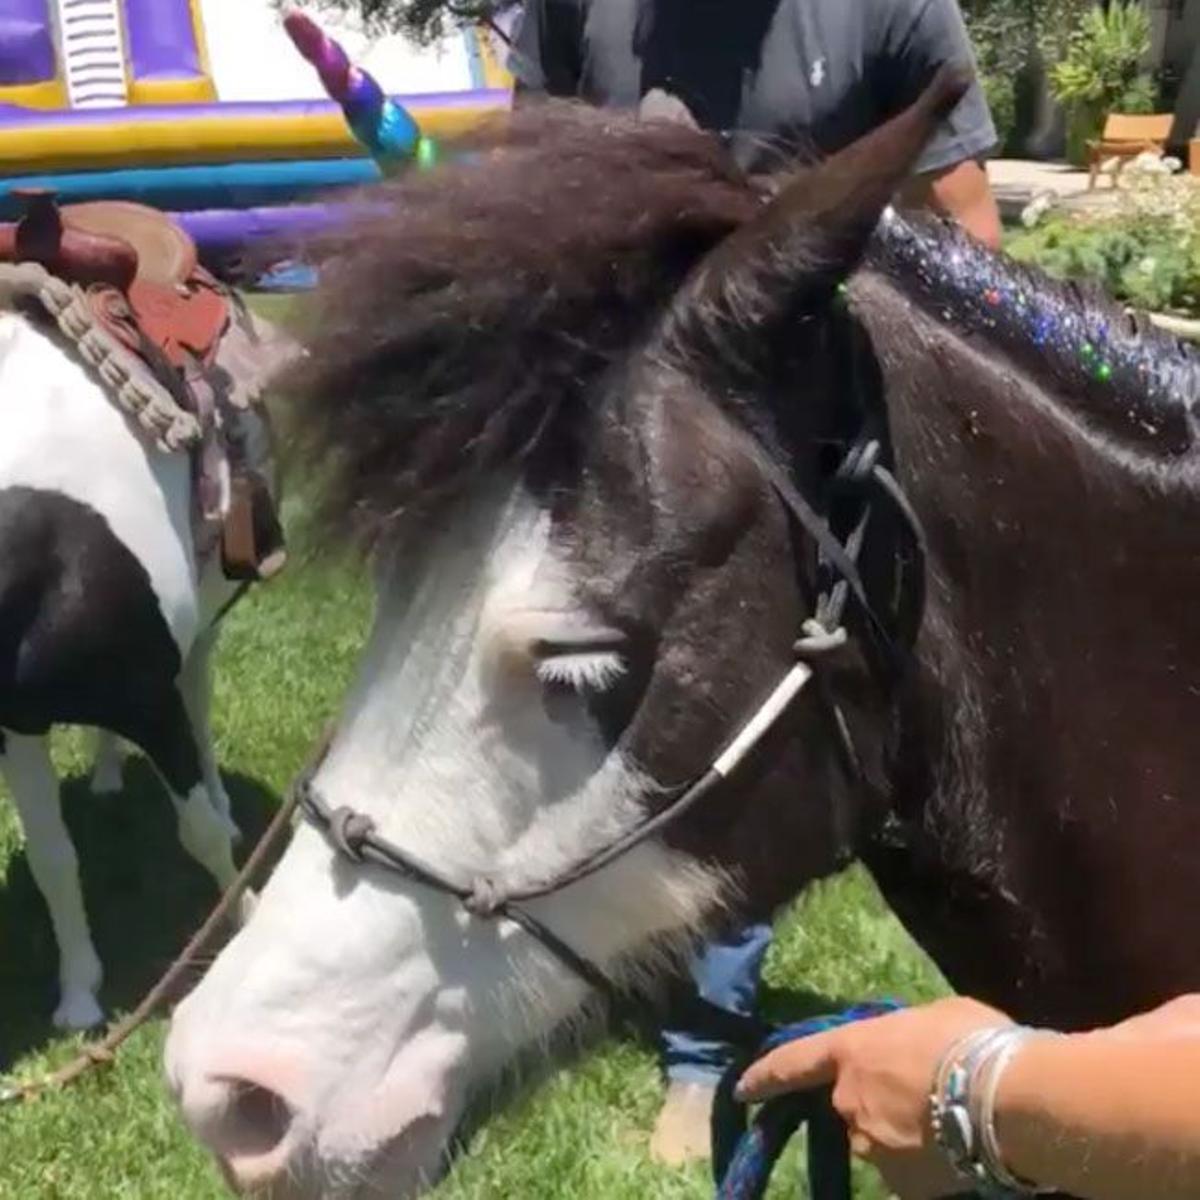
[929,1024,1051,1197]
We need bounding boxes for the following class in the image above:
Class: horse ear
[676,66,971,327]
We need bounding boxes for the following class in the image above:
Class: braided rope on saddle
[0,194,300,580]
[0,260,202,453]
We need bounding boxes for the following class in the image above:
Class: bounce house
[0,0,509,263]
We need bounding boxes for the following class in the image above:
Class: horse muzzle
[166,1015,466,1199]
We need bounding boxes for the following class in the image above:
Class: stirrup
[220,472,287,582]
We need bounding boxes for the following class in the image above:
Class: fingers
[735,1030,840,1102]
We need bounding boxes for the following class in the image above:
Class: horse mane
[285,103,763,546]
[869,213,1200,460]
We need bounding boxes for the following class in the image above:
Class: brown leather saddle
[0,190,285,582]
[0,191,228,374]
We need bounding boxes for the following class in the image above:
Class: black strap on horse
[297,389,928,1198]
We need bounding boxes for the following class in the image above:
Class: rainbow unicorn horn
[283,9,435,170]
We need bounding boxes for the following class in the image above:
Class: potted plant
[1050,0,1156,166]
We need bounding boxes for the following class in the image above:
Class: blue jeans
[661,922,773,1085]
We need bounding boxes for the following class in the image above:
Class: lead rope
[712,1000,905,1200]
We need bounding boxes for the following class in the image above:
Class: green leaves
[1049,0,1155,114]
[961,0,1094,154]
[291,0,514,43]
[1008,164,1200,319]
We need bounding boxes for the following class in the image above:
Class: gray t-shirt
[510,0,996,174]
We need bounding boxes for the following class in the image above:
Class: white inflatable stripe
[55,0,129,110]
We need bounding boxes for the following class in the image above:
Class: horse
[0,257,284,1031]
[166,75,1200,1197]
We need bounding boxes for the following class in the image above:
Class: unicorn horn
[283,9,430,170]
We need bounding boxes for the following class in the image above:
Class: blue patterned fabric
[713,1001,905,1200]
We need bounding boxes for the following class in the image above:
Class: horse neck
[849,261,1200,1028]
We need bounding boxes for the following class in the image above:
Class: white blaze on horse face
[169,484,724,1187]
[0,313,199,651]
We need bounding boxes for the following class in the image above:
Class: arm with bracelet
[736,994,1200,1199]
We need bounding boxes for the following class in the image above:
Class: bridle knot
[464,877,504,917]
[833,438,881,490]
[328,805,376,862]
[793,618,848,661]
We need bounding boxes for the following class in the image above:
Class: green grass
[0,295,948,1197]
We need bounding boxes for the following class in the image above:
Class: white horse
[0,307,269,1030]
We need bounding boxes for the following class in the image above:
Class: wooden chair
[1087,113,1174,189]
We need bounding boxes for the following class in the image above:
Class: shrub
[1049,0,1156,162]
[961,0,1096,155]
[1007,156,1200,316]
[979,69,1018,155]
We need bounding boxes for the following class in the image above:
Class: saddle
[0,191,286,582]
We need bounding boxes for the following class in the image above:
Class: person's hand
[735,996,1012,1199]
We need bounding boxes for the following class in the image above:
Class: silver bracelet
[929,1024,1048,1197]
[977,1029,1056,1194]
[930,1027,1012,1188]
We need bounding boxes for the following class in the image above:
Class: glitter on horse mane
[872,213,1200,458]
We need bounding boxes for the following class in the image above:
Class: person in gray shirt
[511,0,1002,246]
[509,0,1003,1168]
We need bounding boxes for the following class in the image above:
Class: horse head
[166,73,965,1197]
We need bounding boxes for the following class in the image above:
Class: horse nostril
[225,1080,295,1161]
[186,1075,300,1190]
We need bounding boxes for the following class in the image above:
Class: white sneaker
[649,1080,715,1167]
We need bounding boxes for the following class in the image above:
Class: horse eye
[534,650,627,693]
[530,626,629,694]
[533,630,648,746]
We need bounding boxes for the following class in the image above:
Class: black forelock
[282,103,762,549]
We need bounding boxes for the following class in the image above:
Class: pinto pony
[0,285,280,1030]
[169,77,1200,1198]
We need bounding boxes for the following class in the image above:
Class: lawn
[0,294,949,1198]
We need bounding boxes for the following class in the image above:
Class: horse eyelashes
[535,651,627,692]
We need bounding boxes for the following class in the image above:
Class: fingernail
[733,1079,748,1102]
